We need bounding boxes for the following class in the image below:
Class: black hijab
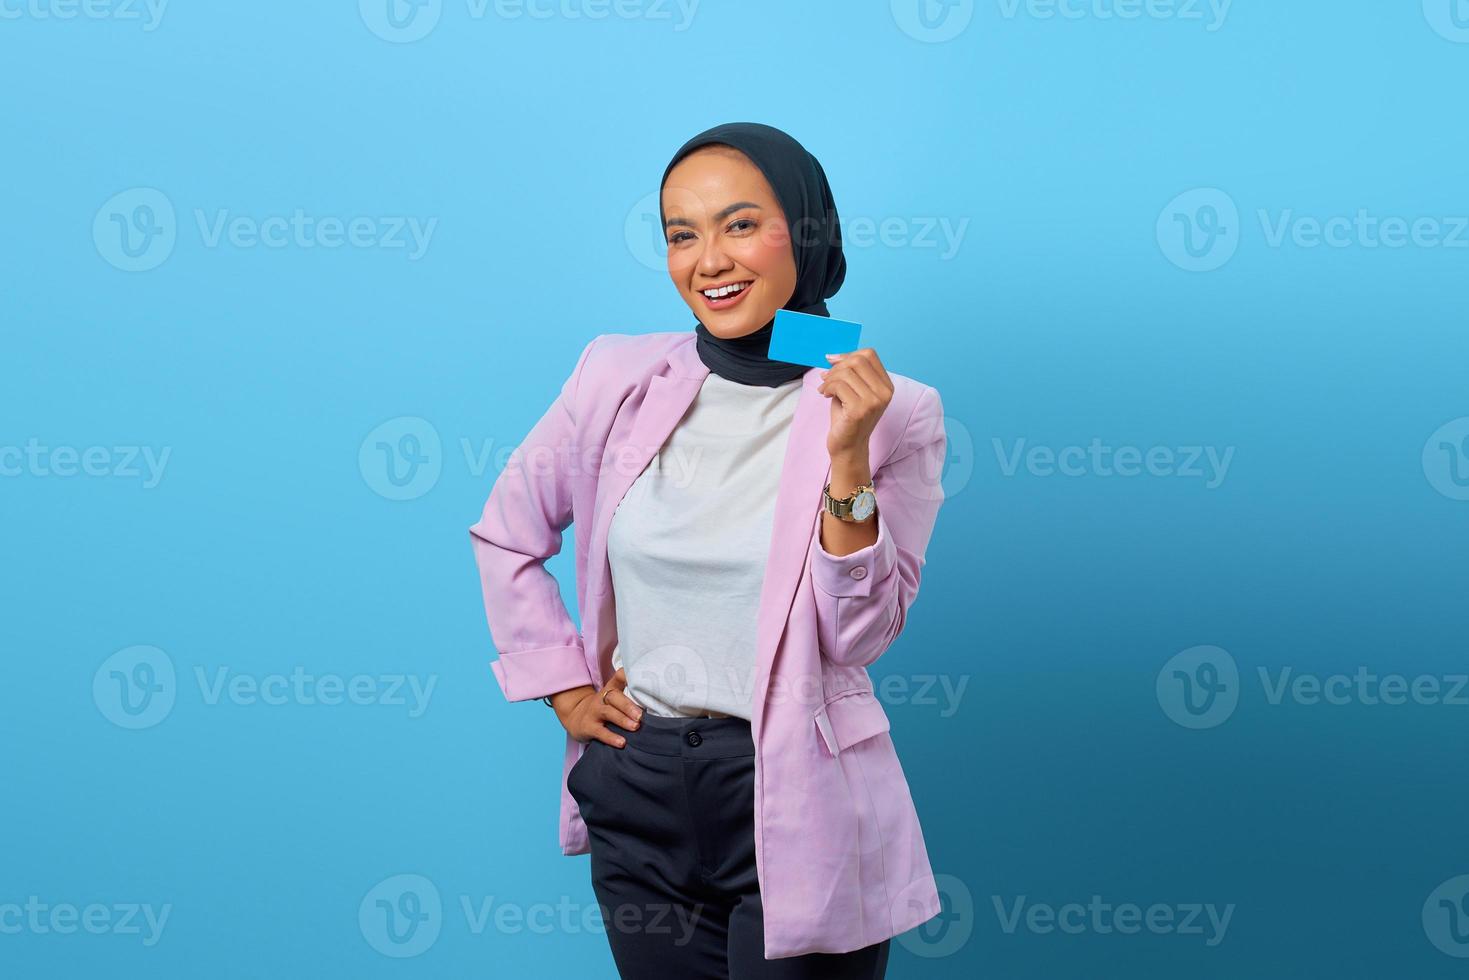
[659,122,846,387]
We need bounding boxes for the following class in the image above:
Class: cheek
[740,228,795,280]
[756,219,791,256]
[667,249,698,283]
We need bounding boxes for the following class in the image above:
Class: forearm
[472,337,601,703]
[819,450,878,556]
[809,385,947,667]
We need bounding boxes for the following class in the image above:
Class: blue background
[4,1,1469,976]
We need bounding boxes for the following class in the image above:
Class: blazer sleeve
[469,337,600,702]
[806,385,947,669]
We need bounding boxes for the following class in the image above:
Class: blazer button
[686,731,702,747]
[849,565,868,580]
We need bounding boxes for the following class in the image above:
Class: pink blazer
[469,330,947,959]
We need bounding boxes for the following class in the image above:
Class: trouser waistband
[606,713,754,759]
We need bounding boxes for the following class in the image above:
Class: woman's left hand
[818,348,894,462]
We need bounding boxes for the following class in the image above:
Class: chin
[691,304,775,339]
[700,319,756,339]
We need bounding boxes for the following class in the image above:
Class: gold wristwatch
[822,482,878,523]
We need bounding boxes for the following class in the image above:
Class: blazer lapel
[750,368,831,735]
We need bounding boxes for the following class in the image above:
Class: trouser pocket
[567,740,599,805]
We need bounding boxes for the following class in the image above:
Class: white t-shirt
[607,370,804,719]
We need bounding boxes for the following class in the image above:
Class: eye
[668,231,694,245]
[728,218,756,233]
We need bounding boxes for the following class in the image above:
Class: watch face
[851,490,876,521]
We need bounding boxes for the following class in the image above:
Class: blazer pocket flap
[814,690,891,756]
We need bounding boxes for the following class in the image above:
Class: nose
[696,236,734,279]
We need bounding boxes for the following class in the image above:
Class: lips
[699,280,753,311]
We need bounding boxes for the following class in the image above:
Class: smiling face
[661,146,797,339]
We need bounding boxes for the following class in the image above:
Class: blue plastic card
[767,309,864,368]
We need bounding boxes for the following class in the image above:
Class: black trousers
[566,713,890,980]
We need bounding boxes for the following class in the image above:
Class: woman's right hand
[550,668,643,747]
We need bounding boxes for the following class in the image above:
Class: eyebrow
[664,201,763,230]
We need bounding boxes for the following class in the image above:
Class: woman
[469,122,948,978]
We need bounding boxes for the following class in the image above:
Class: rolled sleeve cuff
[489,644,595,702]
[810,513,898,598]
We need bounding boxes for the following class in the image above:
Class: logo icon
[891,0,975,43]
[1424,875,1469,957]
[94,188,176,272]
[93,645,177,730]
[359,417,443,501]
[893,873,973,957]
[1157,645,1239,729]
[1424,0,1469,42]
[624,190,669,272]
[627,644,712,713]
[888,410,972,504]
[359,0,442,43]
[359,874,442,957]
[1157,188,1240,273]
[1423,417,1469,501]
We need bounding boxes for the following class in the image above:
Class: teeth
[703,281,750,299]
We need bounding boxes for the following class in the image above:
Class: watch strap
[823,482,875,521]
